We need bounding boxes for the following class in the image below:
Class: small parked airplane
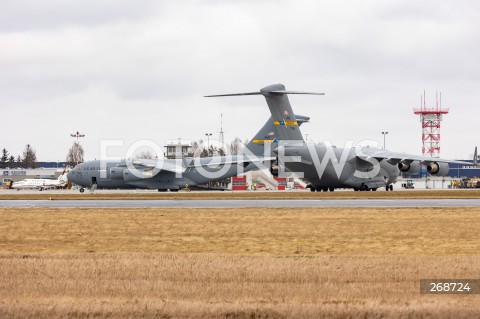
[12,172,68,191]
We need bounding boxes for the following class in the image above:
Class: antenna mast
[413,91,450,158]
[219,113,225,148]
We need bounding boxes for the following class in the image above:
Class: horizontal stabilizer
[206,84,323,142]
[205,92,262,97]
[205,83,324,97]
[205,91,324,97]
[269,90,325,95]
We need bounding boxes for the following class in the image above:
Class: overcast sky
[1,0,479,162]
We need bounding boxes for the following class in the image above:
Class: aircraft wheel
[39,188,43,191]
[306,185,315,192]
[329,187,335,192]
[372,188,377,191]
[169,189,179,192]
[353,188,359,191]
[157,189,167,192]
[322,187,328,192]
[79,188,85,193]
[389,185,393,191]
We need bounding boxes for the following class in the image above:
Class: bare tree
[200,148,209,157]
[135,150,154,159]
[229,137,244,155]
[22,144,37,168]
[66,142,84,166]
[191,140,204,157]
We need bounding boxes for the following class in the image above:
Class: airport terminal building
[446,161,480,178]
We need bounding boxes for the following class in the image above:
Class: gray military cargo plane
[67,115,310,193]
[207,83,467,191]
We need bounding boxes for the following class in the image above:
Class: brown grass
[1,207,479,318]
[1,189,480,200]
[1,253,479,318]
[1,207,480,254]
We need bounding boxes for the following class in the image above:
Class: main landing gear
[353,185,378,192]
[307,185,335,192]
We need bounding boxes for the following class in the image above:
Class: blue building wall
[447,160,480,178]
[35,162,69,169]
[402,160,480,179]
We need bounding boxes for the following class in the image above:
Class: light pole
[70,131,85,143]
[381,131,388,149]
[205,133,212,156]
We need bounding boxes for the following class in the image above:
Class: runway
[1,199,480,208]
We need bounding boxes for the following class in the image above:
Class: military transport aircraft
[66,117,310,193]
[207,83,468,191]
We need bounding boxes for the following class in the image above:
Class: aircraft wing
[129,155,274,173]
[185,155,276,168]
[358,147,470,165]
[131,159,186,174]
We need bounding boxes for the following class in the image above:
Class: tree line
[1,138,242,169]
[0,145,37,169]
[191,137,244,157]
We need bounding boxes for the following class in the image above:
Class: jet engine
[398,161,421,174]
[426,162,449,176]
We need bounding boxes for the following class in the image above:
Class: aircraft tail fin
[206,83,323,142]
[244,114,310,156]
[58,172,68,182]
[474,146,478,167]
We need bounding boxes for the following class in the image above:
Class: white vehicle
[12,173,68,191]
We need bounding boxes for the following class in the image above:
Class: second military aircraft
[207,83,467,191]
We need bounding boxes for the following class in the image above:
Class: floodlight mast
[70,131,85,144]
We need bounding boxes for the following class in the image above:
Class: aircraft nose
[67,170,76,183]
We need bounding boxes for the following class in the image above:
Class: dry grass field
[0,189,480,200]
[1,253,479,319]
[1,207,480,255]
[0,207,479,318]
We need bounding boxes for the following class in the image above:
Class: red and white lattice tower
[413,91,449,158]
